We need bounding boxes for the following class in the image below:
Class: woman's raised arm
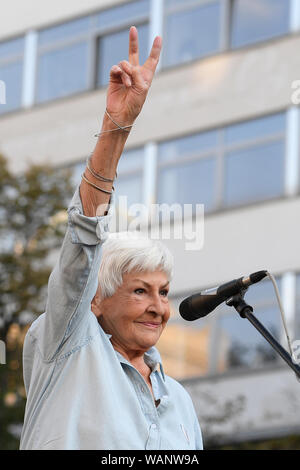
[39,27,162,361]
[80,26,162,217]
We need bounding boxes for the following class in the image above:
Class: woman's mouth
[136,321,162,329]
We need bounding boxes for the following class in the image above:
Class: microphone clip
[225,289,252,318]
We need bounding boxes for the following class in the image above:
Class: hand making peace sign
[106,26,162,126]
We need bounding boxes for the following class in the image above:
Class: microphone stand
[226,291,300,379]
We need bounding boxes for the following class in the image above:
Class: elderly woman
[20,26,203,451]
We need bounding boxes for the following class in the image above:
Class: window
[0,0,293,113]
[231,0,290,48]
[223,113,286,207]
[157,112,286,211]
[36,17,90,103]
[36,0,150,102]
[0,36,24,114]
[96,0,150,87]
[157,130,218,212]
[163,0,221,68]
[114,147,144,209]
[94,0,150,30]
[157,293,212,379]
[215,277,282,372]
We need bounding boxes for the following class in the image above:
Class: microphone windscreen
[179,293,221,321]
[179,296,199,321]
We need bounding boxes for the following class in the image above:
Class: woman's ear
[91,290,102,318]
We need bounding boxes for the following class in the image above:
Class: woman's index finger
[128,26,139,66]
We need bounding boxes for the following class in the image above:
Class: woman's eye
[160,290,169,297]
[134,288,145,294]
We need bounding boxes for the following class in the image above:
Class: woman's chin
[135,332,161,351]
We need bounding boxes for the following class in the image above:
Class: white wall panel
[0,0,125,40]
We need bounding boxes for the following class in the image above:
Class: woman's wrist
[79,110,132,217]
[102,108,135,134]
[89,110,132,180]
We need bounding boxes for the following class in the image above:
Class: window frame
[35,17,92,104]
[113,147,145,210]
[34,1,151,103]
[156,111,287,212]
[161,0,225,69]
[0,0,298,114]
[0,35,25,114]
[229,0,291,50]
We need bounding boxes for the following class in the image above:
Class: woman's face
[95,270,170,356]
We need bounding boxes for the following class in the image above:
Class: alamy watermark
[98,197,205,251]
[0,80,6,105]
[0,340,6,364]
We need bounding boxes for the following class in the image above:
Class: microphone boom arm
[226,292,300,380]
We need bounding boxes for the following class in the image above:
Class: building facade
[1,0,300,446]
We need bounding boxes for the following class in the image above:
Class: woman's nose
[147,294,166,316]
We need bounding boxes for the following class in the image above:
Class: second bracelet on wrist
[86,155,117,183]
[94,109,134,138]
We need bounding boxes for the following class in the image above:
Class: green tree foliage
[0,154,74,449]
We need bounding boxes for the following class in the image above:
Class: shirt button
[151,424,157,430]
[140,386,145,393]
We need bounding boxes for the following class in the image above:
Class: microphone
[179,270,268,321]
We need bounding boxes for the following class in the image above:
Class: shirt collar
[144,346,166,382]
[105,333,165,382]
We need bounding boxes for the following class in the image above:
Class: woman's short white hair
[98,232,174,298]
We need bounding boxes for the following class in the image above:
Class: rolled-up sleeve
[40,184,114,362]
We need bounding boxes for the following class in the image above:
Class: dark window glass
[231,0,290,48]
[223,112,286,207]
[157,157,216,210]
[0,36,24,60]
[157,130,218,210]
[224,140,285,206]
[0,61,23,114]
[165,0,188,7]
[38,17,90,46]
[225,113,285,145]
[95,0,150,29]
[114,148,144,209]
[37,41,89,103]
[164,1,221,67]
[158,130,218,164]
[0,36,24,114]
[114,174,143,209]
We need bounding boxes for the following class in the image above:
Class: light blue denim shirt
[20,185,203,450]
